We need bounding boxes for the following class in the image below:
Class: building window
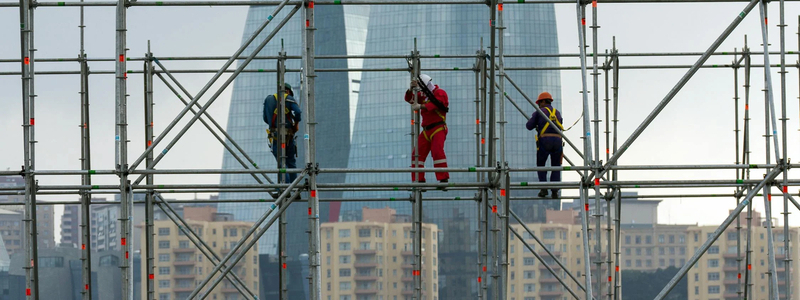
[339,243,351,251]
[694,273,699,281]
[99,255,119,266]
[645,236,652,244]
[159,254,170,262]
[708,272,720,281]
[359,228,371,237]
[636,260,642,267]
[158,280,170,288]
[339,255,351,264]
[625,236,631,244]
[543,230,555,239]
[39,257,64,268]
[327,243,331,251]
[524,284,535,292]
[523,258,535,266]
[229,228,237,237]
[669,235,675,243]
[708,285,720,294]
[669,247,675,255]
[179,241,190,249]
[159,293,169,300]
[625,260,631,267]
[708,246,719,254]
[635,236,641,244]
[158,228,170,236]
[646,248,652,255]
[159,267,170,275]
[658,235,665,243]
[339,269,351,277]
[158,241,170,249]
[339,229,351,238]
[678,235,685,243]
[659,247,665,255]
[727,232,737,241]
[327,270,331,278]
[660,259,665,267]
[359,242,370,250]
[339,282,351,291]
[636,248,642,256]
[524,271,535,279]
[625,248,631,255]
[695,286,699,295]
[645,260,652,267]
[708,259,719,268]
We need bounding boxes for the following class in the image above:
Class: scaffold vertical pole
[79,36,93,300]
[302,0,321,298]
[732,47,744,300]
[610,38,622,300]
[742,37,754,300]
[474,44,487,300]
[496,0,510,298]
[756,2,781,298]
[479,44,489,299]
[602,48,614,300]
[777,0,791,297]
[143,43,155,300]
[78,0,92,296]
[277,44,289,300]
[576,0,595,297]
[19,0,38,296]
[114,0,131,297]
[408,40,423,300]
[590,0,604,296]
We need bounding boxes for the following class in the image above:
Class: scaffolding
[1,0,800,299]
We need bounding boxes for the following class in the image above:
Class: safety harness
[421,96,448,142]
[267,93,299,144]
[536,106,563,142]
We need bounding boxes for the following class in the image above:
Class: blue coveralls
[526,104,563,194]
[263,92,302,183]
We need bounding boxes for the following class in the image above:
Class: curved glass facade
[340,4,562,299]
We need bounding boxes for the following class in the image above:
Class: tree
[621,267,688,300]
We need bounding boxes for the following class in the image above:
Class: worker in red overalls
[405,74,450,183]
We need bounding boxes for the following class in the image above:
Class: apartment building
[320,207,439,300]
[140,206,259,300]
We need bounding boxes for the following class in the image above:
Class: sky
[1,0,800,244]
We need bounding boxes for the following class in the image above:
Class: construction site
[0,0,800,299]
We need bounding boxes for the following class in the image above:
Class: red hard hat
[536,92,553,104]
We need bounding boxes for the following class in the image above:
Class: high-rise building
[141,206,260,299]
[60,205,80,248]
[0,176,56,250]
[340,4,561,298]
[218,4,368,258]
[320,207,440,300]
[91,201,145,252]
[0,209,22,257]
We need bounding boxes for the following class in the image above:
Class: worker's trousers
[536,137,563,192]
[271,134,298,183]
[411,125,449,182]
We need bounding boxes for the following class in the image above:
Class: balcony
[401,251,413,256]
[353,249,377,255]
[354,275,379,281]
[401,276,414,282]
[221,287,240,293]
[173,286,194,292]
[722,265,738,272]
[539,277,560,284]
[173,260,196,266]
[539,290,563,297]
[539,264,562,270]
[538,251,562,257]
[354,288,379,294]
[723,279,739,285]
[401,289,425,296]
[354,262,379,268]
[173,273,196,279]
[401,263,415,269]
[173,247,196,253]
[723,293,740,299]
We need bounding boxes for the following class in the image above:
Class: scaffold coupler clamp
[19,165,25,178]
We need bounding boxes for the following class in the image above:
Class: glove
[411,104,422,111]
[410,80,418,90]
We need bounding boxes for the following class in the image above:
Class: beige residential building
[140,206,259,300]
[508,209,609,300]
[320,207,439,300]
[685,216,800,300]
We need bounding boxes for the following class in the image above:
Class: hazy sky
[1,1,800,244]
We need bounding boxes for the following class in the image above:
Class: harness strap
[422,124,447,142]
[536,107,563,142]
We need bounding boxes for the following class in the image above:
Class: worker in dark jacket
[263,83,302,183]
[526,92,563,198]
[404,74,450,183]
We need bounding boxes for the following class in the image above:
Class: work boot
[437,179,449,191]
[538,190,548,198]
[550,190,559,199]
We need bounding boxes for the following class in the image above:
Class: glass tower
[218,5,368,258]
[340,4,562,299]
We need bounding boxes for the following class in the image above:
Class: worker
[526,92,563,199]
[263,83,302,183]
[405,74,450,184]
